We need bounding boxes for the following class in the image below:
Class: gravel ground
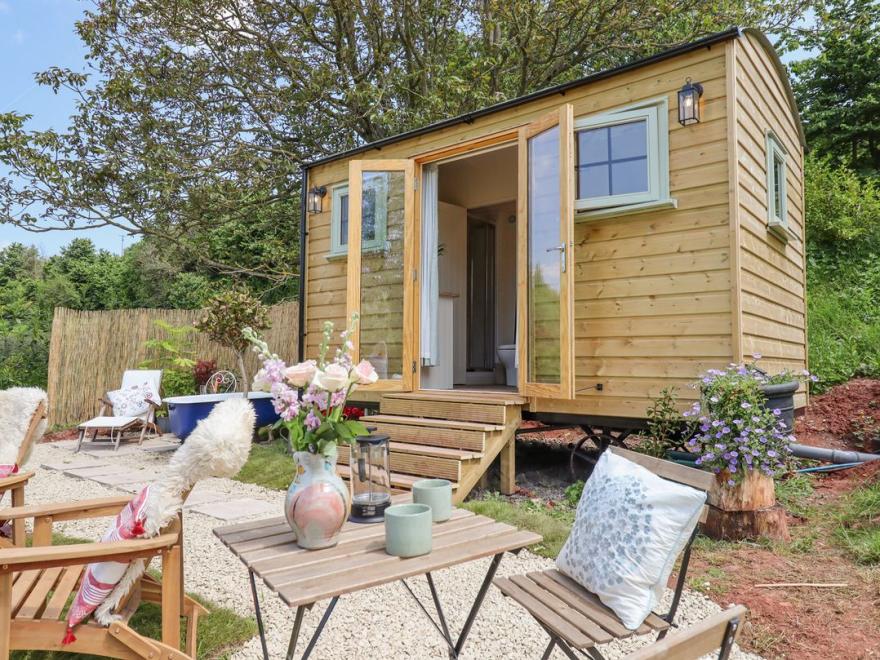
[25,441,761,660]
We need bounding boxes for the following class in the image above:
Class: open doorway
[420,144,518,392]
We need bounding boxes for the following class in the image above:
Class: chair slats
[509,574,613,644]
[16,566,62,619]
[10,570,41,616]
[494,577,595,649]
[609,447,714,492]
[530,571,632,637]
[41,564,84,620]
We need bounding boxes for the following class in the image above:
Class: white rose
[284,360,317,387]
[352,360,378,385]
[312,363,350,392]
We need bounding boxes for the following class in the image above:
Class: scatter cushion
[0,463,16,478]
[556,450,706,630]
[107,381,160,417]
[64,485,153,640]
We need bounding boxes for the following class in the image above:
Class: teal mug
[412,478,453,522]
[384,503,433,557]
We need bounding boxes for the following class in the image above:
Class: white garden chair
[76,370,162,452]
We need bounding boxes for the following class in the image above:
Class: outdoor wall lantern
[307,186,326,214]
[678,78,703,126]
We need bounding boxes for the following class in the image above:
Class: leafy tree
[194,289,271,395]
[792,0,880,175]
[0,0,810,282]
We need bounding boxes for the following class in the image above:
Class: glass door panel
[346,160,415,391]
[518,107,575,398]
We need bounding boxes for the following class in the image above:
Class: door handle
[546,243,567,272]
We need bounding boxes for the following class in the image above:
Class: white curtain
[420,164,440,366]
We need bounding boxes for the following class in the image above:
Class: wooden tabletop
[214,507,541,608]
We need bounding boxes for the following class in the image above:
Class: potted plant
[245,314,377,549]
[747,353,818,433]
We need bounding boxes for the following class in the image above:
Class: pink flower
[312,363,349,392]
[284,360,317,387]
[352,360,378,385]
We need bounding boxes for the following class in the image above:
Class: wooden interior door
[517,105,576,399]
[346,159,416,391]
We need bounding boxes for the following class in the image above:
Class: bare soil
[690,380,880,659]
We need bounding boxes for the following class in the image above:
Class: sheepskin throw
[0,387,48,477]
[63,397,255,642]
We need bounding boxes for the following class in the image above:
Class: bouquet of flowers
[683,355,815,484]
[243,314,377,456]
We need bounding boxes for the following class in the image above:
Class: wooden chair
[494,446,716,660]
[0,495,206,659]
[77,370,163,452]
[0,399,48,548]
[623,605,747,660]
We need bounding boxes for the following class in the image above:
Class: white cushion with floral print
[556,450,706,630]
[106,381,160,417]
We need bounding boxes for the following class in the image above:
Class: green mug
[384,503,433,557]
[412,478,453,522]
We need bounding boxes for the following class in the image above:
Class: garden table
[214,499,541,660]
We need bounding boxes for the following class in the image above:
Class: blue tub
[165,392,279,440]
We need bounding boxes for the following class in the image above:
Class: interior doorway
[419,144,518,392]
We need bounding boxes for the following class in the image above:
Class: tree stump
[704,470,790,542]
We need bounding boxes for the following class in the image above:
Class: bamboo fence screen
[47,303,299,426]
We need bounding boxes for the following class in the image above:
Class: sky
[0,3,815,257]
[0,0,130,255]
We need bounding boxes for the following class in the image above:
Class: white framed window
[574,98,671,216]
[328,177,388,257]
[765,130,788,233]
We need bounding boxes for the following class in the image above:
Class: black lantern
[349,434,392,523]
[307,186,326,214]
[678,78,703,126]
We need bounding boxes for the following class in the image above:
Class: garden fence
[46,303,299,426]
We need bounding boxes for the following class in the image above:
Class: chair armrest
[145,399,161,409]
[0,471,34,489]
[0,495,131,522]
[0,533,180,572]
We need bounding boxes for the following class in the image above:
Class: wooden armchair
[623,605,747,660]
[0,495,206,659]
[0,399,48,547]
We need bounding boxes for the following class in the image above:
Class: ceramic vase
[285,447,350,550]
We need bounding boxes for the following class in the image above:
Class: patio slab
[63,464,128,479]
[182,489,230,509]
[80,444,145,457]
[91,471,154,487]
[190,498,278,521]
[41,459,104,472]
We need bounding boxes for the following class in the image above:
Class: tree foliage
[0,0,810,281]
[792,0,880,175]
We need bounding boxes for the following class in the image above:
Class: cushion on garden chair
[556,449,706,630]
[63,397,256,643]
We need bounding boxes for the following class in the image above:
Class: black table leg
[248,569,270,660]
[286,606,306,660]
[301,597,339,660]
[400,553,506,659]
[454,552,504,657]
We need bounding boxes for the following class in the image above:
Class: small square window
[574,101,668,213]
[765,132,788,231]
[329,179,388,257]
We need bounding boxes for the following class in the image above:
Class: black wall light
[307,186,326,214]
[678,78,703,126]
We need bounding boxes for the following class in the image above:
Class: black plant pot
[760,381,798,434]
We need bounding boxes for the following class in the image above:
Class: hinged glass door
[517,106,576,399]
[346,159,416,391]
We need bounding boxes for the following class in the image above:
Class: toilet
[497,345,517,387]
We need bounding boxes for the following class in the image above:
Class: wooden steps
[349,391,524,503]
[338,442,481,481]
[336,464,457,492]
[361,414,500,451]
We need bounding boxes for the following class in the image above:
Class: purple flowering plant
[683,355,805,484]
[242,314,377,456]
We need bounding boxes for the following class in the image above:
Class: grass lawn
[235,438,295,491]
[11,535,256,660]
